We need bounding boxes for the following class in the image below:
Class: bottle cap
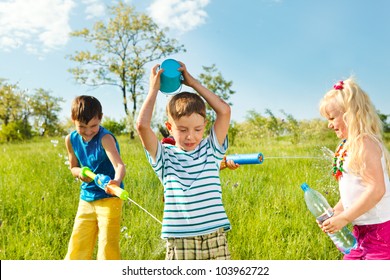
[300,182,309,191]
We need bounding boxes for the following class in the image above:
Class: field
[1,134,388,260]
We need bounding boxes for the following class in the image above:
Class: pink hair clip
[333,81,344,90]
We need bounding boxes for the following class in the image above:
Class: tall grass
[1,135,388,260]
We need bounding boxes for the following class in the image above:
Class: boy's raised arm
[136,65,162,161]
[179,62,231,146]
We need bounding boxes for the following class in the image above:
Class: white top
[339,145,390,225]
[145,127,231,238]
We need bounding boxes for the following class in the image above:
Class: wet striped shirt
[145,128,231,238]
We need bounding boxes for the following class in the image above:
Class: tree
[0,81,22,126]
[280,110,300,143]
[67,1,185,138]
[264,109,283,137]
[101,116,126,135]
[30,88,65,136]
[378,110,390,133]
[0,81,33,141]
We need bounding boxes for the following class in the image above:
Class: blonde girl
[319,77,390,260]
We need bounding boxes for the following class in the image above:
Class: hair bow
[333,81,344,90]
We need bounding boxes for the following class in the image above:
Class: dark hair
[71,95,103,124]
[166,92,206,120]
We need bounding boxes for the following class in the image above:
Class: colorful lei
[333,139,347,181]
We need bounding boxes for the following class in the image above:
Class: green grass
[1,135,386,260]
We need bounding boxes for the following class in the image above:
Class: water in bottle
[300,182,357,254]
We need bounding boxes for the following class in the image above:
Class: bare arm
[136,65,162,162]
[323,138,386,233]
[179,62,231,146]
[332,200,344,216]
[101,134,126,187]
[65,134,91,182]
[341,138,386,220]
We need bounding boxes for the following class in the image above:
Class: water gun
[225,153,264,165]
[80,166,129,200]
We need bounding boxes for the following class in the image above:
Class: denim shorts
[344,219,390,260]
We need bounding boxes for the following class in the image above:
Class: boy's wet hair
[166,92,206,120]
[71,95,103,124]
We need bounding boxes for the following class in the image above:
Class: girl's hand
[321,215,348,234]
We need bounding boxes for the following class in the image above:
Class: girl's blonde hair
[319,77,390,177]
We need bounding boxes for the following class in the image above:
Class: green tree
[243,110,268,141]
[228,121,239,146]
[264,109,283,137]
[0,120,32,142]
[0,81,33,141]
[30,88,65,136]
[67,1,185,138]
[101,117,126,135]
[0,82,21,126]
[378,110,390,133]
[280,110,300,144]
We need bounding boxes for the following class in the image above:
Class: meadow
[1,133,388,260]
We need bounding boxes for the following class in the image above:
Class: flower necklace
[333,139,347,181]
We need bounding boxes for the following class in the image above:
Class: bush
[0,121,33,142]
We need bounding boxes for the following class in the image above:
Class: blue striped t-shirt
[145,127,231,238]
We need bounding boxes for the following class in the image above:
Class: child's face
[73,116,101,142]
[325,102,347,139]
[166,113,206,151]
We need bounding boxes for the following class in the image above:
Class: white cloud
[0,0,75,54]
[82,0,106,19]
[147,0,210,34]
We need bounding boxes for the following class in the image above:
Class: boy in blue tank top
[137,61,232,260]
[64,95,126,260]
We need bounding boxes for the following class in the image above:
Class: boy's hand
[149,64,163,93]
[78,172,92,183]
[105,180,120,195]
[220,156,240,170]
[94,174,110,188]
[178,61,198,88]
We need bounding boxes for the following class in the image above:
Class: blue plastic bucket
[160,59,182,95]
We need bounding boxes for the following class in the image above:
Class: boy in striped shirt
[136,61,232,260]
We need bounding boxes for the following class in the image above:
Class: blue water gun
[80,167,129,200]
[225,153,264,165]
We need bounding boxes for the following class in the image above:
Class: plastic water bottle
[300,183,357,254]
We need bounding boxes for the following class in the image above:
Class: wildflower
[50,140,58,147]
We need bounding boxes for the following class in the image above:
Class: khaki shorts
[165,228,231,260]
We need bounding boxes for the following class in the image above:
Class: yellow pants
[65,197,123,260]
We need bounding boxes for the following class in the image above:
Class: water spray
[80,167,162,225]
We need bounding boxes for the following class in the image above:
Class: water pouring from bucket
[159,59,183,95]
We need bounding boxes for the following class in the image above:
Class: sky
[0,0,389,124]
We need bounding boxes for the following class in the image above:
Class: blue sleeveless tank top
[70,126,124,202]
